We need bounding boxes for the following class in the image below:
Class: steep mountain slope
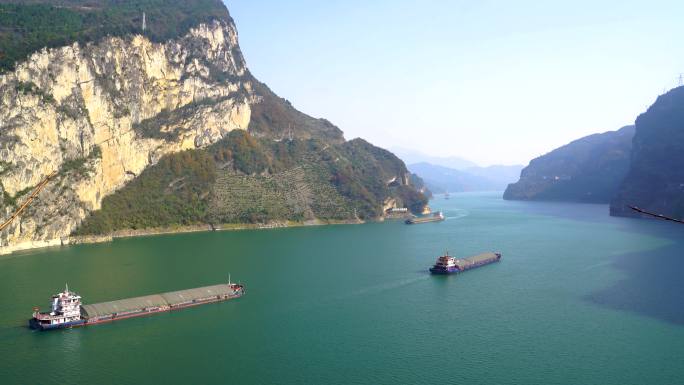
[247,78,345,145]
[408,173,432,198]
[504,126,635,203]
[0,0,426,253]
[611,87,684,219]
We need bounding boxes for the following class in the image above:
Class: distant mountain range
[390,147,478,170]
[504,84,684,222]
[408,162,523,193]
[504,126,635,203]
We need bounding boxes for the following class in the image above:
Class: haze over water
[1,193,683,385]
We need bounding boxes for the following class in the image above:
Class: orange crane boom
[0,172,57,232]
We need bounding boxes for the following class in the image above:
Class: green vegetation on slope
[247,77,345,144]
[75,131,427,235]
[0,0,230,72]
[504,126,635,203]
[409,173,432,199]
[73,148,216,234]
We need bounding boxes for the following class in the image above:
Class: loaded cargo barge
[406,211,445,224]
[429,252,501,275]
[29,280,245,331]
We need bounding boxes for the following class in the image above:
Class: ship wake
[445,209,469,220]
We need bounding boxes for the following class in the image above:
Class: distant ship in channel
[429,252,502,275]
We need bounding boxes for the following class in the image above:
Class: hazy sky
[226,0,684,166]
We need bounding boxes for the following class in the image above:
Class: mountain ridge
[504,125,635,203]
[390,147,478,170]
[408,162,520,192]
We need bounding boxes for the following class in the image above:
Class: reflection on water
[586,243,684,325]
[515,199,684,325]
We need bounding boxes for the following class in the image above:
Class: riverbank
[0,218,366,256]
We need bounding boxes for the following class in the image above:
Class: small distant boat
[444,192,450,200]
[405,211,445,224]
[429,251,502,275]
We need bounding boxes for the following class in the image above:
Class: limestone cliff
[0,20,252,253]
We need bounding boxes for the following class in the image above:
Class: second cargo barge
[406,211,445,224]
[30,280,245,330]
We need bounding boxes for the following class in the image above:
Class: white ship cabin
[33,285,83,326]
[435,254,457,268]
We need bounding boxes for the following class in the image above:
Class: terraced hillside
[209,163,355,224]
[75,131,425,235]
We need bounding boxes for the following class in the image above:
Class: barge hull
[457,252,502,272]
[429,252,502,275]
[30,318,86,330]
[406,212,445,225]
[407,218,443,224]
[30,282,245,331]
[84,294,241,326]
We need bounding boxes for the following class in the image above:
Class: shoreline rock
[0,218,367,256]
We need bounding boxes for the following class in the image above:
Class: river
[1,192,682,384]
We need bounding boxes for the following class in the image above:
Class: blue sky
[226,0,684,166]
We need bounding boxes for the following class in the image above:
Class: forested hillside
[0,0,231,71]
[75,131,427,235]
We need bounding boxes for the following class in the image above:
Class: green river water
[1,192,683,385]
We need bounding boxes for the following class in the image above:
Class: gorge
[505,86,684,223]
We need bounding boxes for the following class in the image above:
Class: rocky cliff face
[0,20,253,252]
[611,87,684,219]
[504,126,635,203]
[0,6,427,254]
